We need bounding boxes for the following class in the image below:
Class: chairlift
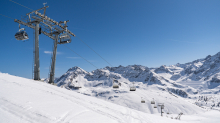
[130,82,136,91]
[113,83,119,88]
[59,33,71,44]
[15,26,29,41]
[141,97,145,103]
[74,85,82,89]
[154,105,157,108]
[112,79,119,88]
[151,98,155,104]
[69,80,81,89]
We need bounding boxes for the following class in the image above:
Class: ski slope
[1,73,220,123]
[178,81,206,89]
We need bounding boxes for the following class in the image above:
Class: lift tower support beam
[14,19,41,80]
[49,32,59,84]
[34,22,40,80]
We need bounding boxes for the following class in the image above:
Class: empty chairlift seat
[130,87,136,91]
[69,80,82,89]
[15,28,29,41]
[113,83,119,88]
[151,98,155,104]
[130,82,136,91]
[59,33,71,44]
[141,97,145,103]
[112,79,119,89]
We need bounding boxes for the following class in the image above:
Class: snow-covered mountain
[2,72,220,123]
[53,52,220,115]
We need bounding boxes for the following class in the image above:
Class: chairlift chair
[151,98,155,104]
[113,83,119,88]
[154,105,157,108]
[74,85,82,89]
[130,82,136,91]
[112,79,119,88]
[141,97,145,103]
[59,33,71,44]
[15,28,29,41]
[71,81,82,89]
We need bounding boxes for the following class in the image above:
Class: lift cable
[8,0,114,68]
[76,36,113,67]
[0,14,99,70]
[9,0,33,10]
[6,1,106,69]
[0,14,14,19]
[63,45,99,69]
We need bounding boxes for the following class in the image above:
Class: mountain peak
[67,66,87,73]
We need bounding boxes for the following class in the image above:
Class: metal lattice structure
[14,5,75,83]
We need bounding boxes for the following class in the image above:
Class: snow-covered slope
[2,72,220,123]
[0,72,194,123]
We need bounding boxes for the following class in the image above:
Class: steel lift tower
[158,103,165,116]
[14,4,75,83]
[34,21,40,80]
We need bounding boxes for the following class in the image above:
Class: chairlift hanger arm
[63,30,75,37]
[26,6,49,16]
[32,12,75,37]
[14,19,35,29]
[30,16,43,23]
[15,19,56,40]
[41,31,56,40]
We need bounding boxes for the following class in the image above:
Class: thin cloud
[44,51,62,54]
[66,57,81,59]
[168,39,203,44]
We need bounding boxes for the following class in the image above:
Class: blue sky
[1,0,220,79]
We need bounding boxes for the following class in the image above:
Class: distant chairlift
[73,81,82,89]
[59,33,71,44]
[113,79,119,88]
[69,78,81,89]
[154,104,157,108]
[130,82,136,91]
[15,28,29,41]
[151,98,155,104]
[141,97,145,103]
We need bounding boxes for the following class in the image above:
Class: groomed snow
[1,73,220,123]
